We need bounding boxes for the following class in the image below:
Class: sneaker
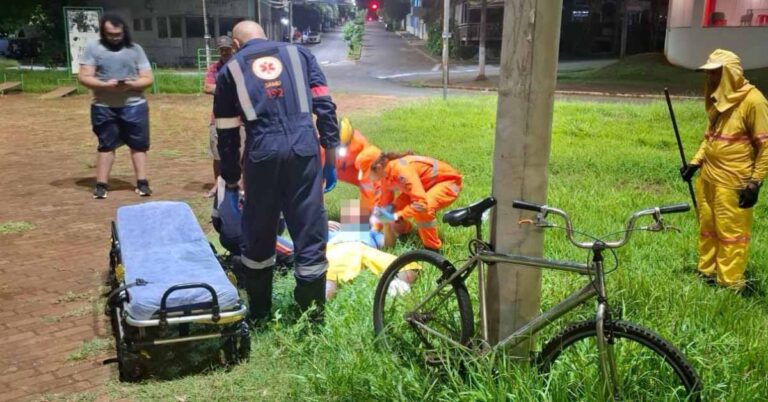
[93,182,108,199]
[135,180,152,197]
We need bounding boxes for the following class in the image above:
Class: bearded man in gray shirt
[78,14,154,199]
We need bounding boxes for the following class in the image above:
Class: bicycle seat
[442,197,497,227]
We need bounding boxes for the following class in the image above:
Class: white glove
[387,277,411,297]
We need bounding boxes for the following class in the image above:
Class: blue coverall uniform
[213,38,339,321]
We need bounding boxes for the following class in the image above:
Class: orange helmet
[355,145,382,180]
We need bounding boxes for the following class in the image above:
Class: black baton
[664,88,697,210]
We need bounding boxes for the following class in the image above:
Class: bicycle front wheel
[372,249,474,357]
[537,320,702,401]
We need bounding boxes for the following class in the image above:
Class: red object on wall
[759,14,768,25]
[702,0,717,26]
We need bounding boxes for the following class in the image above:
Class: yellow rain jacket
[691,51,768,189]
[689,49,768,289]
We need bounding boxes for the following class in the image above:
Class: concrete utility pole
[202,0,212,66]
[475,0,487,81]
[289,0,294,43]
[441,0,451,100]
[486,0,563,355]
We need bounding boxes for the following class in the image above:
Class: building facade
[83,0,264,66]
[666,0,768,69]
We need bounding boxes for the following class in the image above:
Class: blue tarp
[116,201,240,321]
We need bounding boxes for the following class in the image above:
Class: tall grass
[111,96,768,401]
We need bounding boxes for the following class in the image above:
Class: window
[219,17,241,36]
[702,0,768,27]
[170,16,182,38]
[144,18,153,32]
[133,18,141,31]
[185,16,215,38]
[186,16,205,38]
[157,17,168,38]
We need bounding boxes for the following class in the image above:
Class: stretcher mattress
[116,201,240,321]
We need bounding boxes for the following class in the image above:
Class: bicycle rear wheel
[373,250,474,358]
[537,320,702,401]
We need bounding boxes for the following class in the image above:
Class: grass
[558,53,768,95]
[66,337,113,362]
[0,68,200,94]
[111,96,768,400]
[0,221,34,234]
[0,57,19,69]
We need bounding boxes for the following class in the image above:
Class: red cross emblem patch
[252,56,283,80]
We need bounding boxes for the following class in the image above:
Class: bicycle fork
[593,253,621,400]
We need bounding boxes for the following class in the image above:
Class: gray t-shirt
[80,40,152,107]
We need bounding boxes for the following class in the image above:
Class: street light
[281,17,289,26]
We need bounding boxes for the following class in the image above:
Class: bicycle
[373,197,702,401]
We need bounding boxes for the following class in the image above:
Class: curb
[415,83,703,100]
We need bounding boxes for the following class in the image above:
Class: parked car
[305,31,321,44]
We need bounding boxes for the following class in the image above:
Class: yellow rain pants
[695,178,752,289]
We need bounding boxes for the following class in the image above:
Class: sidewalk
[393,31,702,99]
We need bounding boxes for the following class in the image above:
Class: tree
[475,0,487,81]
[382,0,410,25]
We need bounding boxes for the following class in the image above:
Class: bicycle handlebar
[513,200,690,250]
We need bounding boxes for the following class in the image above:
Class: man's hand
[373,206,397,223]
[323,164,337,193]
[738,181,761,209]
[680,164,699,182]
[102,79,120,90]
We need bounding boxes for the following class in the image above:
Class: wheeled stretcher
[105,201,250,381]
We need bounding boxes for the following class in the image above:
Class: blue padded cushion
[116,201,240,321]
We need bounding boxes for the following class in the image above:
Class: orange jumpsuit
[377,156,462,249]
[320,129,376,208]
[336,130,376,208]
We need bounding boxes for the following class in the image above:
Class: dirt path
[0,93,397,401]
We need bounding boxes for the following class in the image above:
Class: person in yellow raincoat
[680,49,768,290]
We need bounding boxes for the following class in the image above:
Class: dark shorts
[91,102,150,152]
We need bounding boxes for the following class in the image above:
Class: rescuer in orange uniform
[335,117,377,208]
[355,147,462,250]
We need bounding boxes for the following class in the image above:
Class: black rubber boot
[293,273,326,324]
[241,265,274,325]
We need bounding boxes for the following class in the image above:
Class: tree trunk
[475,0,487,81]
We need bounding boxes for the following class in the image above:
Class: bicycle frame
[405,246,620,396]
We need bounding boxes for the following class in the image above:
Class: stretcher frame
[105,221,250,381]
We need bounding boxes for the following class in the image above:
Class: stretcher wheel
[223,322,251,364]
[238,322,251,361]
[117,341,142,382]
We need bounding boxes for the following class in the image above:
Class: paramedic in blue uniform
[214,21,338,324]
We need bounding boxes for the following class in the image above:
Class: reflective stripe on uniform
[215,117,241,129]
[311,86,330,97]
[448,183,461,195]
[286,45,310,113]
[754,133,768,144]
[412,203,426,212]
[416,220,436,228]
[295,262,328,279]
[242,254,276,269]
[227,60,258,121]
[719,236,750,244]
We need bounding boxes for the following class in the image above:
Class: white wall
[666,0,768,69]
